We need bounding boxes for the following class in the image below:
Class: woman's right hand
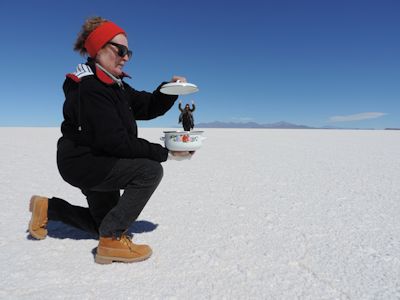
[170,76,187,83]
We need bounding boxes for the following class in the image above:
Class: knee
[143,160,164,184]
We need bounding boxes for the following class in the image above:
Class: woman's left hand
[168,150,195,161]
[170,76,187,83]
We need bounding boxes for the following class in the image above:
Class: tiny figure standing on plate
[178,100,195,131]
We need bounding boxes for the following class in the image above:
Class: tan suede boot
[28,195,49,240]
[95,235,152,264]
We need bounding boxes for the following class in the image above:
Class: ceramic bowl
[161,131,205,151]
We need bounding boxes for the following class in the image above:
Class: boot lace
[119,235,135,252]
[33,217,48,230]
[41,217,48,228]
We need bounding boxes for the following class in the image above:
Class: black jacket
[57,61,177,189]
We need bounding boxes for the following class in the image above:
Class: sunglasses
[107,42,133,59]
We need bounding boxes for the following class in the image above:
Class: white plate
[160,82,199,95]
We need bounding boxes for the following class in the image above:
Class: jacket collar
[87,58,131,86]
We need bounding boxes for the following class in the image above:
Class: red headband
[84,21,125,58]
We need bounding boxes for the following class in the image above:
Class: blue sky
[0,0,399,129]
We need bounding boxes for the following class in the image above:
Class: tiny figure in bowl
[178,100,195,131]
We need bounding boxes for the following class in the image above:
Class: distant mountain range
[193,121,400,130]
[195,121,352,129]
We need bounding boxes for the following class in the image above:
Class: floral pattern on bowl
[170,134,198,143]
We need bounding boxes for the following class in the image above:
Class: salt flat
[0,127,399,299]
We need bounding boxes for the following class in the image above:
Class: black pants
[182,114,193,131]
[48,158,163,237]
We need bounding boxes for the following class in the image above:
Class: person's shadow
[27,220,158,241]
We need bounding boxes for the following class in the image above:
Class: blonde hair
[74,16,108,56]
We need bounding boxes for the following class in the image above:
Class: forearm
[83,88,169,162]
[95,133,169,162]
[129,83,178,120]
